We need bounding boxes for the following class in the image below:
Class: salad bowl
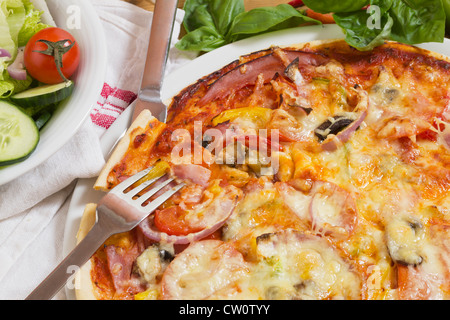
[0,0,106,185]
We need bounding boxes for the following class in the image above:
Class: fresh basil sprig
[303,0,446,50]
[176,0,320,52]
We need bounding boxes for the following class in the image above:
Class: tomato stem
[33,39,76,82]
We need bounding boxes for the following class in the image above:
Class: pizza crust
[74,203,98,300]
[94,109,160,191]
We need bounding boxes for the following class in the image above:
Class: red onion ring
[138,187,240,245]
[0,49,11,59]
[322,86,369,152]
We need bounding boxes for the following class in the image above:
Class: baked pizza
[75,39,450,300]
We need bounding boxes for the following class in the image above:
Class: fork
[25,167,185,300]
[132,0,179,123]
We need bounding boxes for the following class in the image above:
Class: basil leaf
[208,0,245,36]
[334,10,393,51]
[302,0,369,14]
[228,4,320,42]
[444,0,450,33]
[388,0,445,44]
[175,26,227,52]
[182,0,216,33]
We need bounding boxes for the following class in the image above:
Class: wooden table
[123,0,288,12]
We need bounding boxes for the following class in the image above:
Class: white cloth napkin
[0,0,196,300]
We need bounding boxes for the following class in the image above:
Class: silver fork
[25,167,185,300]
[132,0,179,123]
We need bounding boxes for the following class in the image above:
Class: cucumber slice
[0,101,40,166]
[10,81,74,109]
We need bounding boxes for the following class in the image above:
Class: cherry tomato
[24,27,80,84]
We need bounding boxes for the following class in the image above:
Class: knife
[132,0,179,123]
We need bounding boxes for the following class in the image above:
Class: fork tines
[112,166,185,209]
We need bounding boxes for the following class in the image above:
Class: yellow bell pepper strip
[211,106,273,127]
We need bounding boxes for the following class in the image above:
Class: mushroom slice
[314,114,357,142]
[316,86,369,151]
[385,215,425,266]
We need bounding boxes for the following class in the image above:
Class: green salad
[0,0,79,166]
[0,0,51,98]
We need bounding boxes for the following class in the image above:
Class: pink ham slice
[172,164,211,187]
[104,243,146,298]
[308,181,358,239]
[161,240,250,299]
[198,50,327,106]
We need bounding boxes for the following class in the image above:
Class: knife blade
[132,0,179,123]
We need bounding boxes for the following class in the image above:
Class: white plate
[63,24,450,299]
[0,0,107,186]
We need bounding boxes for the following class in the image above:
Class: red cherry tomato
[24,27,80,84]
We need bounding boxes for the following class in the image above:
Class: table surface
[123,0,288,12]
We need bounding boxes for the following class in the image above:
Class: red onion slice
[321,86,369,152]
[0,48,11,59]
[138,186,240,244]
[7,48,27,81]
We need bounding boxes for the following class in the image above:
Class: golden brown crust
[74,204,98,300]
[94,109,164,191]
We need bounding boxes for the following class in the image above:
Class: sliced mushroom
[385,215,425,266]
[135,244,174,284]
[316,86,369,151]
[284,57,304,85]
[314,114,356,142]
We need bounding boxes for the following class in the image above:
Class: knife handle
[140,0,179,92]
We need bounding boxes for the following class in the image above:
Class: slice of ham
[104,242,146,299]
[161,240,250,299]
[198,49,327,106]
[172,164,211,187]
[308,181,358,239]
[277,181,358,239]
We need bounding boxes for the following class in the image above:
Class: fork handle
[139,0,179,93]
[25,222,108,300]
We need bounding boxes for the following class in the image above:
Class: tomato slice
[154,206,202,236]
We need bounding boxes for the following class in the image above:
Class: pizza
[75,39,450,300]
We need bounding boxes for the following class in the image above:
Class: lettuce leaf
[18,0,51,47]
[0,69,32,98]
[0,0,26,57]
[0,0,50,98]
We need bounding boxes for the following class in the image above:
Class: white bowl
[0,0,107,186]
